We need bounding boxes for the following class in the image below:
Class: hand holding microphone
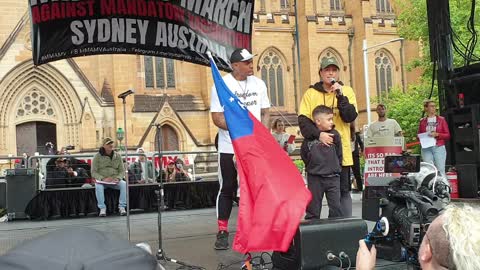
[330,78,343,97]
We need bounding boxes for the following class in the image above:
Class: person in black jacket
[304,105,343,219]
[299,57,358,217]
[351,129,364,192]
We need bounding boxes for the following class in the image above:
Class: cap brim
[242,54,256,61]
[321,64,340,70]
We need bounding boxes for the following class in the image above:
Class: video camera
[364,153,448,268]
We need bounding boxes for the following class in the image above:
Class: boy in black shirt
[304,105,343,219]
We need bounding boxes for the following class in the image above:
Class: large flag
[208,52,312,253]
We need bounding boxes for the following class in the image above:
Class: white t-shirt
[366,119,402,138]
[210,73,271,153]
[426,117,437,133]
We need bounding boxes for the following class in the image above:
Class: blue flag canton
[210,59,254,140]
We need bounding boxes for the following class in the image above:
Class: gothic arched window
[259,0,266,12]
[144,56,176,89]
[376,0,393,13]
[260,51,285,106]
[375,51,394,94]
[16,90,55,118]
[330,0,342,11]
[319,50,342,74]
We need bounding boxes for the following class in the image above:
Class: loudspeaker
[456,164,479,198]
[6,169,37,220]
[0,180,6,209]
[362,177,391,221]
[272,218,368,270]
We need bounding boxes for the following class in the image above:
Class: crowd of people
[41,138,194,217]
[44,146,192,190]
[29,48,463,266]
[208,47,459,258]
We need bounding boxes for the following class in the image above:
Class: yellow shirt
[299,86,358,166]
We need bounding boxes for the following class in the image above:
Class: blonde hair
[443,204,480,269]
[423,99,435,108]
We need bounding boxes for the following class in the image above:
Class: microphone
[330,78,342,96]
[118,89,134,99]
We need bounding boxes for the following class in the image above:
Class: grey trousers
[305,174,343,219]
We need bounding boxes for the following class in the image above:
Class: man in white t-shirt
[210,48,271,250]
[366,104,403,138]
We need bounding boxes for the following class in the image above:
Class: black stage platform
[25,181,219,219]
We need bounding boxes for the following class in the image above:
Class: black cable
[465,0,477,65]
[339,251,352,270]
[421,60,436,119]
[216,253,276,270]
[447,16,480,63]
[216,259,246,270]
[447,3,480,64]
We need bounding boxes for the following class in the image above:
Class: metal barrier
[27,151,220,190]
[25,149,300,190]
[0,156,28,178]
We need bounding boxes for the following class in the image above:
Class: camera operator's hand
[319,132,334,146]
[356,240,377,270]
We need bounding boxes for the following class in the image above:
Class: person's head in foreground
[356,204,480,270]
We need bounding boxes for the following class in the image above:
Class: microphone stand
[119,93,131,241]
[154,124,196,268]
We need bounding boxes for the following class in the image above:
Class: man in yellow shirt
[298,57,358,217]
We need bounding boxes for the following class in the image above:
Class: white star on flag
[229,97,234,102]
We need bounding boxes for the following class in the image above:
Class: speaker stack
[447,105,480,198]
[272,218,367,270]
[0,178,6,210]
[5,168,37,220]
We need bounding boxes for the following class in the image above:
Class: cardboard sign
[363,137,404,186]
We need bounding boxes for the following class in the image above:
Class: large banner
[29,0,254,71]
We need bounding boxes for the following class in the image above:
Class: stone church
[0,0,420,156]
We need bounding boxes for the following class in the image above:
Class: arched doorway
[16,121,57,156]
[154,124,179,151]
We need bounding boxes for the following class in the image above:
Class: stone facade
[0,0,420,156]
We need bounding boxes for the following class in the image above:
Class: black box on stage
[6,169,37,220]
[272,218,368,270]
[456,164,479,198]
[0,179,6,209]
[362,176,393,221]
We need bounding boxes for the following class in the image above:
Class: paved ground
[0,193,407,269]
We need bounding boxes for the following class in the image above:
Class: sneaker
[119,207,127,216]
[99,208,106,217]
[214,230,229,250]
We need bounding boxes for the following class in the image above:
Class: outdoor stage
[1,195,407,270]
[25,181,219,219]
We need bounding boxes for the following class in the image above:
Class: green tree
[394,0,480,76]
[375,85,437,153]
[373,0,480,153]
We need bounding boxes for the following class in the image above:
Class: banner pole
[294,0,302,112]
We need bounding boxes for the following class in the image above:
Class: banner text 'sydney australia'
[30,0,254,70]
